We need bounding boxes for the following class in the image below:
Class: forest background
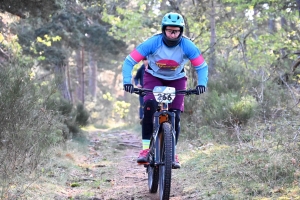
[1,0,300,199]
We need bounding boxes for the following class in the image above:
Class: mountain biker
[122,12,208,169]
[133,58,148,122]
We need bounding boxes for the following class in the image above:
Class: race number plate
[153,86,176,103]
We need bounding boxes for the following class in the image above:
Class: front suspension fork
[152,111,176,165]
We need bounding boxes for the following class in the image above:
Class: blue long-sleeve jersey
[122,33,208,86]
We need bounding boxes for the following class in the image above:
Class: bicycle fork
[151,111,176,167]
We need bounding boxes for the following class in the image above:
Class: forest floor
[22,123,300,200]
[27,126,188,200]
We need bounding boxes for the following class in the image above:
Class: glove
[196,85,206,95]
[124,84,134,93]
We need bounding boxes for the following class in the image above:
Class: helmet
[161,12,185,47]
[161,12,185,29]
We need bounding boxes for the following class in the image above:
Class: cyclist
[133,58,148,123]
[122,12,208,169]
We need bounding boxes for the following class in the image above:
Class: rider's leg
[137,72,162,164]
[137,99,157,164]
[139,95,144,120]
[142,99,157,148]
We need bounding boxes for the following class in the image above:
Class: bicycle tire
[148,138,159,193]
[159,122,173,200]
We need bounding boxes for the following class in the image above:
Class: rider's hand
[196,85,206,95]
[124,84,134,93]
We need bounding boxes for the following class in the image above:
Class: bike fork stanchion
[169,112,176,165]
[153,113,161,165]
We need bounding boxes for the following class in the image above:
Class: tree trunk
[66,62,73,103]
[75,48,85,104]
[268,13,275,33]
[54,63,71,101]
[209,0,216,74]
[88,51,97,99]
[160,0,168,10]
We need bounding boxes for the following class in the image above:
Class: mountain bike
[133,86,198,200]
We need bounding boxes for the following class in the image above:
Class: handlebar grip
[176,89,198,95]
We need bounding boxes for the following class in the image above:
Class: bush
[0,57,64,199]
[198,90,257,127]
[57,101,89,138]
[229,95,258,125]
[250,78,289,120]
[209,63,251,94]
[75,103,89,126]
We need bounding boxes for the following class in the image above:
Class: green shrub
[209,63,251,94]
[0,57,64,199]
[253,80,289,119]
[229,95,258,125]
[58,99,73,115]
[114,100,131,119]
[199,90,257,127]
[46,99,90,138]
[76,103,89,126]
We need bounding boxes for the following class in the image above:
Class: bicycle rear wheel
[159,122,173,200]
[148,138,159,193]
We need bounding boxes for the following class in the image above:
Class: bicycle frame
[133,86,198,168]
[152,106,176,167]
[133,86,198,198]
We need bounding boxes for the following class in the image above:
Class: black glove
[124,84,134,93]
[196,85,206,95]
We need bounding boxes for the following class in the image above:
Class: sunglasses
[165,29,181,34]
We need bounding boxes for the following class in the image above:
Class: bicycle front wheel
[159,122,173,200]
[148,138,159,193]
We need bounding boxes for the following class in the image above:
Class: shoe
[173,155,181,169]
[137,149,149,164]
[139,119,143,125]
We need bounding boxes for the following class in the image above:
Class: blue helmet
[161,12,185,47]
[161,12,185,29]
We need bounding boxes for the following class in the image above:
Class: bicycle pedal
[138,162,149,165]
[172,163,181,169]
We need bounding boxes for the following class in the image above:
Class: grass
[175,117,300,199]
[12,108,300,199]
[83,109,300,199]
[21,130,122,199]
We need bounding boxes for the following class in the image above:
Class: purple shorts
[143,72,187,111]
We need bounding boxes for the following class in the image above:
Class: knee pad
[143,100,157,123]
[142,100,158,140]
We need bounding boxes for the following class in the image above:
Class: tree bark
[66,62,73,103]
[209,0,216,74]
[88,51,97,99]
[75,48,85,104]
[82,48,85,104]
[54,63,71,101]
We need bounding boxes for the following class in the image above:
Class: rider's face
[165,26,181,39]
[143,59,148,65]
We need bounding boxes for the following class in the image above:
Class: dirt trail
[55,129,184,200]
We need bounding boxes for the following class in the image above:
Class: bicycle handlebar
[133,87,199,96]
